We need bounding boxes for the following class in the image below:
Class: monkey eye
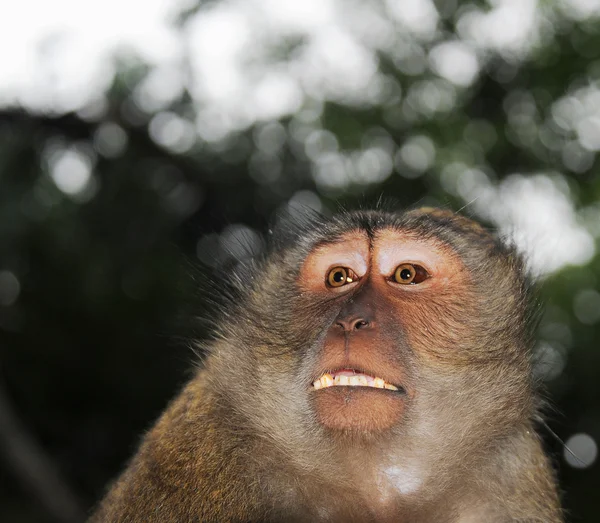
[392,263,430,285]
[326,266,359,288]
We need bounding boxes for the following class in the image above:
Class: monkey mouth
[312,369,401,392]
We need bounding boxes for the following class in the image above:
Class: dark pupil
[333,271,345,283]
[400,268,413,280]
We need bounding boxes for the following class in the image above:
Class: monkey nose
[335,317,372,332]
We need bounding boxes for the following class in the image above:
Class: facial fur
[204,209,538,498]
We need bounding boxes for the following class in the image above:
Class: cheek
[395,291,476,360]
[291,294,339,338]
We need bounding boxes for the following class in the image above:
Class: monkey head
[208,207,536,483]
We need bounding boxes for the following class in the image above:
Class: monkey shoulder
[89,373,270,522]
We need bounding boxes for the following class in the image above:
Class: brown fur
[89,208,562,522]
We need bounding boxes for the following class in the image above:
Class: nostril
[335,318,371,331]
[354,320,369,330]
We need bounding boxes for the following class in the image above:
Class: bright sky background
[0,0,184,111]
[0,0,540,117]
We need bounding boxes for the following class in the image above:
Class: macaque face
[298,228,471,432]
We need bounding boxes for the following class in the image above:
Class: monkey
[89,207,562,522]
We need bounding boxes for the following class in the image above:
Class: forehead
[305,220,455,257]
[299,209,496,259]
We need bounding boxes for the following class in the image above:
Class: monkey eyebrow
[312,236,356,248]
[312,228,371,246]
[310,235,376,262]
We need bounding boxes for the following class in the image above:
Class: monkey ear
[408,207,493,237]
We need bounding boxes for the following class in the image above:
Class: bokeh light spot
[93,122,128,158]
[149,112,196,154]
[429,41,479,87]
[48,147,98,201]
[573,289,600,325]
[565,433,598,469]
[533,341,567,382]
[395,135,435,177]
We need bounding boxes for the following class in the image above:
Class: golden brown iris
[327,267,357,288]
[393,263,429,285]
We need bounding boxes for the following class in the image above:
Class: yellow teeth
[312,373,399,391]
[337,375,350,386]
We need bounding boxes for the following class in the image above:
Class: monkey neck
[257,425,544,522]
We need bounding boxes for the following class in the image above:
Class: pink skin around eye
[298,233,369,291]
[373,229,458,284]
